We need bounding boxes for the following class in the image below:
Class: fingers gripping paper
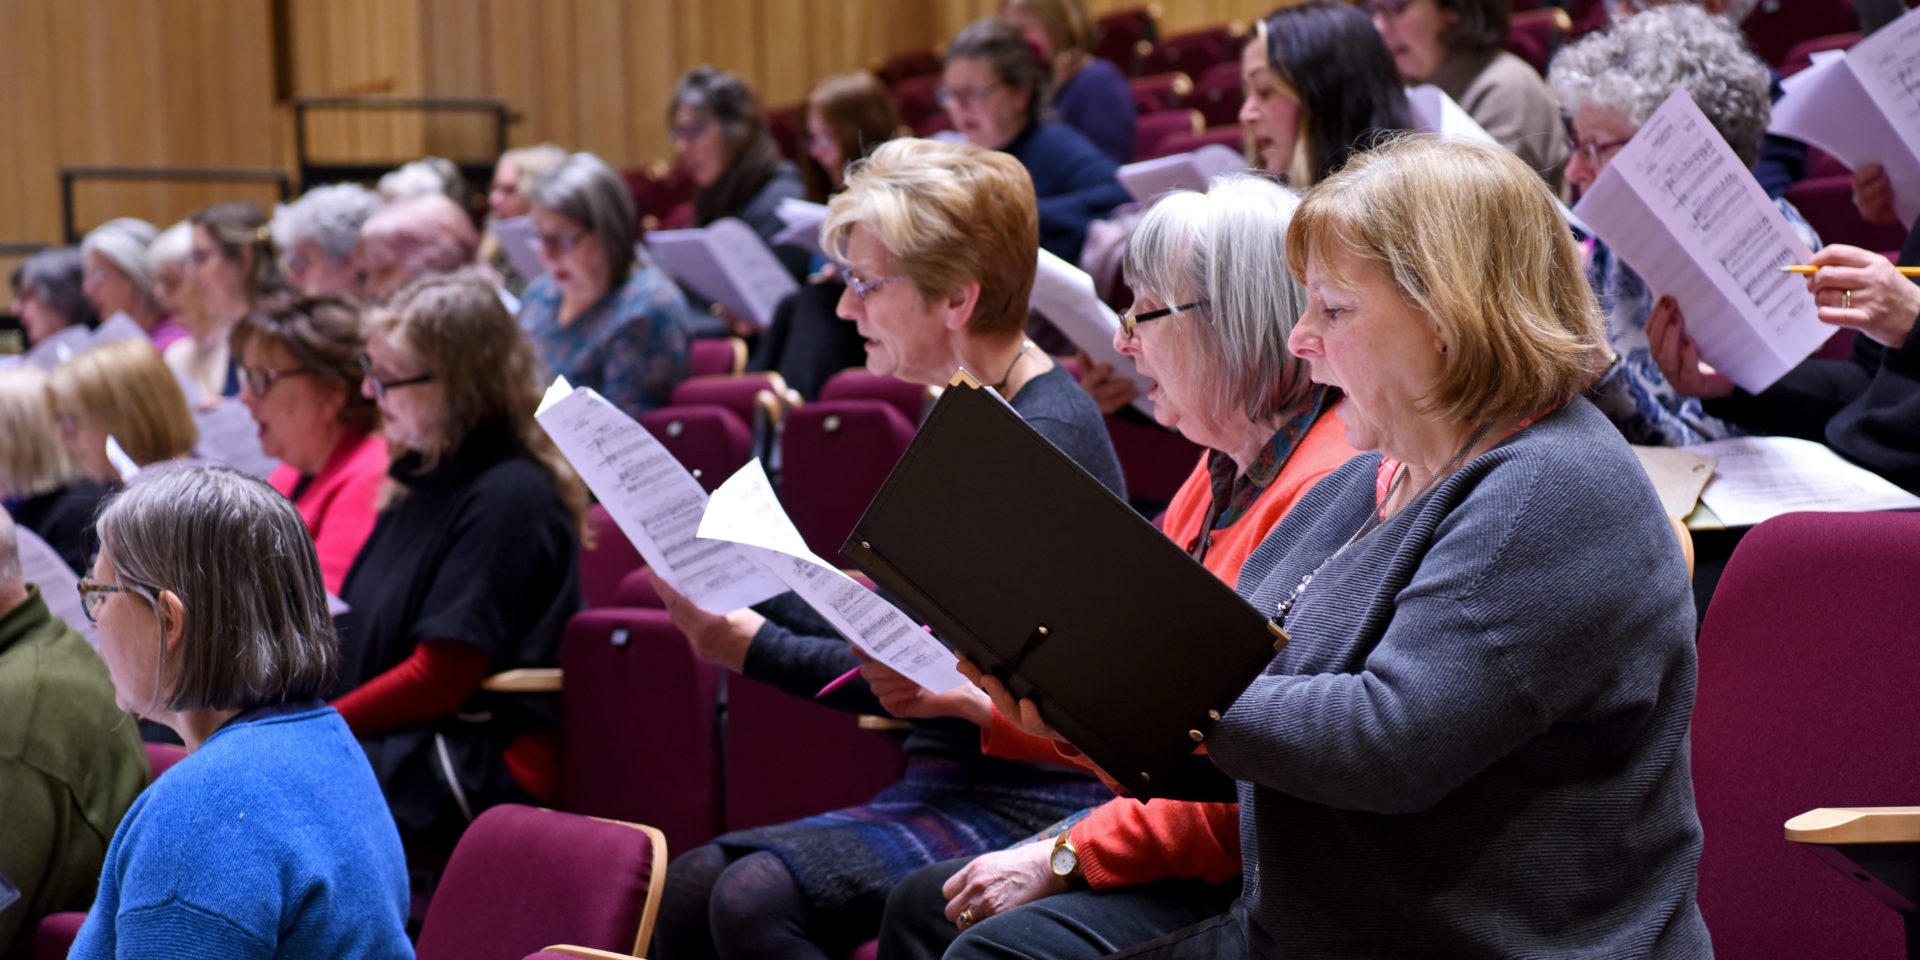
[699,460,966,694]
[536,378,786,612]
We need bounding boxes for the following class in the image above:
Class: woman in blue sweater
[70,464,412,960]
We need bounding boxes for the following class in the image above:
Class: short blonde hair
[46,339,199,468]
[821,138,1039,338]
[1287,135,1604,425]
[0,367,84,497]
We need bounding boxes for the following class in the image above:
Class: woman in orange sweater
[868,172,1356,960]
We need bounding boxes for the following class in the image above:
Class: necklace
[1271,420,1495,632]
[992,339,1036,395]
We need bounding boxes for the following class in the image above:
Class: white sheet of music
[1575,89,1829,394]
[13,523,95,647]
[1408,84,1590,234]
[1769,10,1920,228]
[699,460,965,693]
[1116,144,1247,203]
[1680,436,1920,527]
[536,378,785,612]
[192,401,281,478]
[22,325,93,370]
[1028,248,1155,417]
[645,217,799,330]
[489,215,549,284]
[771,198,829,254]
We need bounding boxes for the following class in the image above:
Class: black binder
[841,371,1285,798]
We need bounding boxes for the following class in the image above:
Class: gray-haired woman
[270,183,383,297]
[81,219,187,350]
[515,150,694,414]
[68,464,411,959]
[10,247,96,351]
[1550,2,1819,446]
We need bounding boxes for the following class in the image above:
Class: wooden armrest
[481,668,562,693]
[858,715,912,732]
[1670,514,1695,579]
[1786,807,1920,845]
[539,946,639,960]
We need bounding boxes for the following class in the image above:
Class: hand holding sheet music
[1575,89,1829,393]
[1768,6,1920,228]
[698,460,966,694]
[536,378,786,612]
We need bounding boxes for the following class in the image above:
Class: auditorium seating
[580,505,646,609]
[874,48,941,87]
[688,336,749,378]
[725,671,909,833]
[890,74,944,133]
[1092,6,1159,76]
[766,103,804,166]
[1134,109,1205,162]
[1779,31,1861,75]
[1505,7,1570,73]
[1105,413,1206,513]
[817,369,935,427]
[143,743,187,780]
[1785,176,1912,253]
[637,404,754,493]
[1128,71,1193,115]
[1136,23,1245,79]
[414,804,667,960]
[624,162,696,233]
[1182,62,1245,129]
[670,371,793,436]
[779,399,921,565]
[1742,0,1858,68]
[1692,511,1920,958]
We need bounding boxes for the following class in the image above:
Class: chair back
[580,504,646,609]
[1181,62,1244,129]
[144,742,188,782]
[670,373,786,430]
[876,47,942,86]
[1136,24,1241,77]
[416,804,668,960]
[779,400,919,565]
[1128,71,1192,115]
[1105,414,1205,510]
[1505,7,1568,72]
[726,669,907,831]
[890,74,944,132]
[1093,6,1159,75]
[638,404,754,493]
[1780,31,1861,76]
[1784,176,1911,254]
[1742,0,1858,67]
[1134,109,1206,162]
[688,337,748,378]
[1693,511,1920,958]
[818,369,934,427]
[561,609,725,853]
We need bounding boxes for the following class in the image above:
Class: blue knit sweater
[69,703,412,960]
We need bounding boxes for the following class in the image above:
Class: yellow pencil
[1782,264,1920,276]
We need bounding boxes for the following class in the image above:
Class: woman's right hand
[859,655,994,726]
[650,575,762,673]
[1646,295,1736,399]
[1853,164,1899,227]
[1074,350,1138,415]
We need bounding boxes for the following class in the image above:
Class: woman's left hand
[650,576,763,673]
[1805,244,1920,348]
[941,839,1069,930]
[958,656,1060,741]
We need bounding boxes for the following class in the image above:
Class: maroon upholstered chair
[414,804,666,960]
[561,609,725,853]
[1504,7,1567,73]
[1128,71,1193,115]
[1136,23,1244,78]
[580,505,646,610]
[890,74,944,132]
[1786,176,1912,254]
[765,103,804,166]
[625,163,696,232]
[914,112,956,138]
[688,337,748,378]
[1105,414,1205,510]
[1092,6,1158,75]
[611,567,667,608]
[725,670,908,832]
[1133,109,1205,162]
[875,47,942,87]
[1742,0,1858,68]
[1154,124,1245,158]
[670,373,788,432]
[818,369,934,427]
[1780,32,1861,76]
[33,913,85,960]
[1692,511,1920,958]
[1181,62,1245,130]
[778,399,919,565]
[637,405,754,493]
[143,742,188,781]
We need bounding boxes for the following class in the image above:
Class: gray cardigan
[1208,397,1709,958]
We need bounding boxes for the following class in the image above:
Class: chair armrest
[481,668,563,693]
[537,946,640,960]
[858,715,911,732]
[1786,807,1920,844]
[1670,515,1695,580]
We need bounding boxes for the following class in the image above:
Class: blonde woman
[0,367,107,571]
[45,339,198,484]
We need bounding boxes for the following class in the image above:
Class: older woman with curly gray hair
[270,183,383,297]
[1549,2,1819,446]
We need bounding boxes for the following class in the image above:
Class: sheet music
[1680,435,1920,527]
[772,198,829,254]
[1027,248,1155,417]
[536,378,785,612]
[489,216,549,284]
[192,401,281,478]
[90,313,150,346]
[13,523,95,647]
[1575,89,1829,393]
[1115,144,1247,203]
[699,460,966,693]
[23,325,94,370]
[645,218,799,329]
[1408,85,1589,234]
[1768,7,1920,228]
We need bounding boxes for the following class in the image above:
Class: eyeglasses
[1357,0,1416,18]
[935,84,1001,109]
[1565,134,1634,167]
[187,247,217,267]
[239,363,311,398]
[358,353,435,400]
[845,271,907,302]
[76,578,150,625]
[669,118,713,143]
[537,229,588,256]
[1120,300,1208,340]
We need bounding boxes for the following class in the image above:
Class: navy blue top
[1053,58,1137,167]
[1002,122,1132,263]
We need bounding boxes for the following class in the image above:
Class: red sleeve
[331,641,492,738]
[1074,797,1242,888]
[981,707,1099,769]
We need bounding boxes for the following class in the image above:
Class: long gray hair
[96,464,337,712]
[1123,173,1313,430]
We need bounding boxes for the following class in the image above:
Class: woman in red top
[869,172,1357,960]
[233,294,388,595]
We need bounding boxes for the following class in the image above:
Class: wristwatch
[1050,830,1085,887]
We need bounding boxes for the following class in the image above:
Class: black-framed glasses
[358,353,435,400]
[238,364,311,398]
[76,578,151,625]
[1120,300,1208,340]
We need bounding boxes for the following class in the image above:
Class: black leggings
[653,844,865,960]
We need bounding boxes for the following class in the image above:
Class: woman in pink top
[233,294,389,594]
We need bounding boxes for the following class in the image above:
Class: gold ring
[958,908,975,928]
[1844,289,1852,309]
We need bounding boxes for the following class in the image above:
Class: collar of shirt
[1189,384,1337,559]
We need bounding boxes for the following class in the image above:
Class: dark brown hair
[231,293,381,436]
[191,202,289,305]
[803,72,904,200]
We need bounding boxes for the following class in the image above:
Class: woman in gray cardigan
[976,135,1709,958]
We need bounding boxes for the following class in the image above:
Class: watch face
[1050,845,1076,876]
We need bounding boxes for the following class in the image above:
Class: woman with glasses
[333,269,586,848]
[45,338,198,485]
[940,16,1130,263]
[233,294,386,594]
[669,65,807,244]
[648,138,1122,960]
[68,464,412,960]
[872,173,1358,960]
[515,151,693,415]
[1549,4,1817,446]
[1363,0,1568,190]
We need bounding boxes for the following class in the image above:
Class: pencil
[1782,265,1920,276]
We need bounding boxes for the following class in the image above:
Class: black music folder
[841,370,1285,798]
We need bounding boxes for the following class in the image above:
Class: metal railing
[58,166,293,243]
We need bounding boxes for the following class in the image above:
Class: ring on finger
[958,908,976,928]
[1844,289,1852,309]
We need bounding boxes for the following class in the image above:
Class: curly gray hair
[270,183,382,265]
[1549,3,1772,168]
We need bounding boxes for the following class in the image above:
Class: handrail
[291,95,510,193]
[58,166,293,243]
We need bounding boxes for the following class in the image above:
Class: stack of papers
[1679,435,1920,527]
